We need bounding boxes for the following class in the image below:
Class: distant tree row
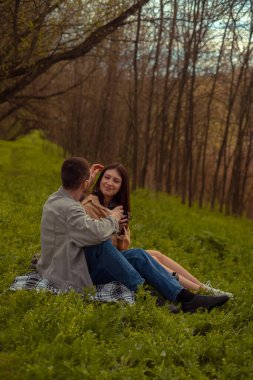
[0,0,252,218]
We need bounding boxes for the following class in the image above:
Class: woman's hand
[117,226,127,238]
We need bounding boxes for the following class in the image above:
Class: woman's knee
[146,249,160,257]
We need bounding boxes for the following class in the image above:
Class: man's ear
[82,179,89,191]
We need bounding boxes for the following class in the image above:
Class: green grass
[0,132,253,379]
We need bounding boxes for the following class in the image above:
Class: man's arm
[67,203,123,247]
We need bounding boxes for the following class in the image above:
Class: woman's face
[100,169,122,199]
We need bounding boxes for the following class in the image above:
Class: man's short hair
[61,157,90,189]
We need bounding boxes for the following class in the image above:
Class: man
[37,157,229,313]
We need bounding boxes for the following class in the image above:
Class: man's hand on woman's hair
[87,164,104,189]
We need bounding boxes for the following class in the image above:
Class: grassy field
[0,132,253,380]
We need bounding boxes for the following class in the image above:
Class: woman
[82,163,232,297]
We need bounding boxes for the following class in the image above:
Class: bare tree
[0,0,150,119]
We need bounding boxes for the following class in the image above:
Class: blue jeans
[85,240,183,302]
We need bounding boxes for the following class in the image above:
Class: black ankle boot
[181,294,229,313]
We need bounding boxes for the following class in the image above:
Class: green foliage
[0,132,253,379]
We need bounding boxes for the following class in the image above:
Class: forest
[0,0,252,218]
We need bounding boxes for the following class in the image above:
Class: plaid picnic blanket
[10,272,135,304]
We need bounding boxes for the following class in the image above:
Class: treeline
[1,1,253,218]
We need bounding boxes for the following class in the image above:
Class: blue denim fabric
[85,240,183,302]
[85,240,144,291]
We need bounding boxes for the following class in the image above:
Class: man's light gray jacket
[37,187,119,291]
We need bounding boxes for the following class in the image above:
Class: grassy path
[0,132,252,379]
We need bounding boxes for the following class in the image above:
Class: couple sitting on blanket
[37,157,232,313]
